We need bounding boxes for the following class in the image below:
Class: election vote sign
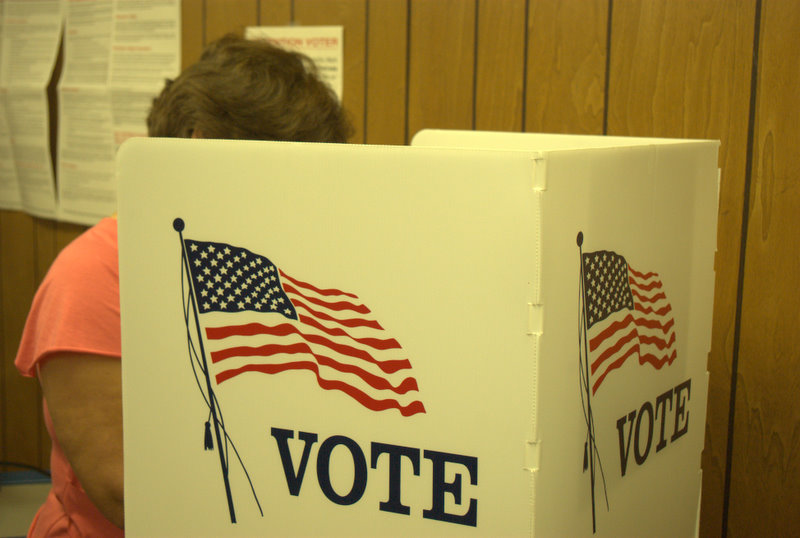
[117,132,718,536]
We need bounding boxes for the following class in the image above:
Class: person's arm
[39,352,124,529]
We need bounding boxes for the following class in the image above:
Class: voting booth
[118,131,718,536]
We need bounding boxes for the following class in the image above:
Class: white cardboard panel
[414,130,718,536]
[412,128,702,151]
[119,139,540,536]
[118,133,718,537]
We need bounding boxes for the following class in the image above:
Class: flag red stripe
[627,266,658,280]
[279,269,359,299]
[283,283,370,314]
[634,302,673,317]
[211,339,418,393]
[291,298,382,330]
[216,360,425,417]
[592,344,640,394]
[639,349,677,369]
[591,345,677,394]
[206,321,401,351]
[591,327,638,374]
[590,325,675,374]
[297,314,400,349]
[210,340,412,374]
[629,276,663,292]
[630,288,667,304]
[211,341,303,363]
[312,353,419,393]
[633,315,674,334]
[638,331,676,350]
[589,313,636,352]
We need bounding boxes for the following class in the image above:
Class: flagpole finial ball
[173,218,185,232]
[577,231,584,247]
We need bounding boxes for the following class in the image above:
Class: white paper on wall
[245,25,343,101]
[61,0,112,86]
[57,0,115,224]
[0,88,22,210]
[6,86,57,218]
[0,0,64,218]
[0,0,64,87]
[55,0,180,224]
[109,0,180,86]
[107,0,179,147]
[57,85,116,223]
[0,0,22,210]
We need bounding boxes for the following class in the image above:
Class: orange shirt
[15,218,124,537]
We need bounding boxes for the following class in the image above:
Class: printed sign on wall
[245,26,343,100]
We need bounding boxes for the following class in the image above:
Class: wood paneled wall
[1,1,797,535]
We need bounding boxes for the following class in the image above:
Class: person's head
[147,34,352,143]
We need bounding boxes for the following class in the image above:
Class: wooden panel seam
[602,0,613,135]
[720,0,762,535]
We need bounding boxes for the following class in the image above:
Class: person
[14,34,352,537]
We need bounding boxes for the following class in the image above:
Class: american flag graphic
[183,238,425,417]
[582,250,676,394]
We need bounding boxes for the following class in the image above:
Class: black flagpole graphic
[174,218,237,524]
[577,232,611,534]
[577,232,597,533]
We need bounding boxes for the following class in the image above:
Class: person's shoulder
[38,216,119,306]
[51,217,118,279]
[62,217,117,258]
[15,218,121,376]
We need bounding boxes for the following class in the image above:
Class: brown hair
[147,34,353,143]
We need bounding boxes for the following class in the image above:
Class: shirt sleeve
[15,219,121,377]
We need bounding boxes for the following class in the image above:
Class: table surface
[0,472,50,538]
